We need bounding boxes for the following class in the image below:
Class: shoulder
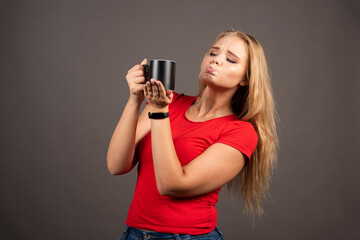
[217,118,258,161]
[222,119,257,135]
[169,91,196,108]
[221,118,258,142]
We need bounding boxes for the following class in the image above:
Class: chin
[200,73,215,83]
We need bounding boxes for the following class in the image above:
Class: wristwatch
[148,112,169,119]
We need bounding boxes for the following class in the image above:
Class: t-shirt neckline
[183,97,237,123]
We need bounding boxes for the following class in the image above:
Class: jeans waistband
[125,225,223,239]
[125,226,179,239]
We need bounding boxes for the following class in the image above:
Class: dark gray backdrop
[1,0,359,239]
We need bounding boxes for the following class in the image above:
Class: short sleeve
[169,91,184,107]
[216,121,258,163]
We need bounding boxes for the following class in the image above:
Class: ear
[239,78,249,86]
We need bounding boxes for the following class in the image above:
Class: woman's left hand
[144,79,173,110]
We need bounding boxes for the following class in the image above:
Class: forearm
[150,107,185,195]
[107,98,142,175]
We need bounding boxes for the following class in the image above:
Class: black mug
[143,59,176,90]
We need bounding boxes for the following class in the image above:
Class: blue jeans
[120,225,224,240]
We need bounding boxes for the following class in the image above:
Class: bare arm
[144,80,246,197]
[106,59,151,175]
[106,100,151,175]
[151,114,245,197]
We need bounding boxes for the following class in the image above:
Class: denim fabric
[120,226,224,240]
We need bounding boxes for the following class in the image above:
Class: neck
[194,87,237,118]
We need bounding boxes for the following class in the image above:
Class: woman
[107,29,278,240]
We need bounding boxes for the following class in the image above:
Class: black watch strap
[148,112,169,119]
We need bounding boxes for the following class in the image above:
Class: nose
[211,55,222,65]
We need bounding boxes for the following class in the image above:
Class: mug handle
[142,64,150,83]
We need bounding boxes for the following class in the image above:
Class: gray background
[1,0,359,239]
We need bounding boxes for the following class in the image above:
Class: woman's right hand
[126,58,147,103]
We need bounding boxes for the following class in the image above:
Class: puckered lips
[205,66,215,75]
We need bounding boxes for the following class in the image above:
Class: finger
[128,69,145,78]
[151,79,160,96]
[156,80,167,96]
[146,81,152,94]
[143,83,150,97]
[131,76,146,84]
[166,90,173,98]
[140,58,147,65]
[127,70,146,82]
[128,64,142,73]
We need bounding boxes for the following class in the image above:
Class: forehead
[212,35,248,58]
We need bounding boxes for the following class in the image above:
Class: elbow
[107,156,119,175]
[158,186,173,197]
[156,180,172,196]
[107,163,122,175]
[156,181,185,197]
[106,156,130,175]
[155,173,189,197]
[107,165,131,175]
[158,186,190,198]
[107,167,122,175]
[157,185,170,196]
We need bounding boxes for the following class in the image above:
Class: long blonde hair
[198,30,278,221]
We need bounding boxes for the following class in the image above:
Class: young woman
[107,29,278,240]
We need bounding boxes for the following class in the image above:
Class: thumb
[166,90,173,99]
[140,58,147,65]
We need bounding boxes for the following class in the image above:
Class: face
[199,35,249,91]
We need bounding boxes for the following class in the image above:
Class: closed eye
[227,58,237,64]
[209,52,237,64]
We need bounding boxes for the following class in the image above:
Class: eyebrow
[210,46,240,60]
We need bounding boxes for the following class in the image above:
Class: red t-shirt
[125,92,258,234]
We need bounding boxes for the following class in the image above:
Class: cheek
[200,60,204,70]
[227,66,246,81]
[200,57,209,68]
